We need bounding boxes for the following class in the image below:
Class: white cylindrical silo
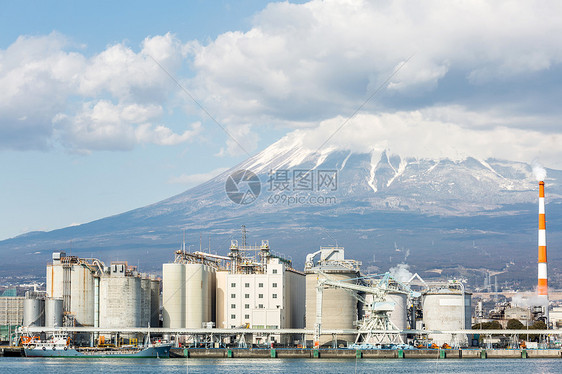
[99,275,141,328]
[162,263,185,328]
[70,265,95,326]
[185,263,205,328]
[305,270,359,345]
[44,298,63,328]
[23,298,44,327]
[386,292,408,330]
[423,290,472,346]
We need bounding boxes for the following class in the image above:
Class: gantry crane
[314,272,420,347]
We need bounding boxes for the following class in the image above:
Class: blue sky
[1,0,562,240]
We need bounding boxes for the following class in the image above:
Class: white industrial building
[162,239,305,345]
[46,252,160,332]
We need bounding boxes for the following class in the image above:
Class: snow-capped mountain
[2,136,561,289]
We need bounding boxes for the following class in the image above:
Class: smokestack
[538,181,548,299]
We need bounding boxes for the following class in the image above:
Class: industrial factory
[1,180,556,352]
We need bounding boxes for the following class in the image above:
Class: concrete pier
[169,348,562,359]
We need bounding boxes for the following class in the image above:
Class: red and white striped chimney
[538,181,548,298]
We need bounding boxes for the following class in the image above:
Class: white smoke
[511,294,548,308]
[532,161,547,181]
[389,263,414,283]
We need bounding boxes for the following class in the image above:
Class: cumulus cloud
[188,0,562,130]
[2,1,562,160]
[0,32,192,152]
[252,107,562,169]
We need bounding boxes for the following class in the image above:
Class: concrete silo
[44,298,63,328]
[305,247,361,346]
[99,263,141,328]
[162,263,186,328]
[422,285,472,347]
[23,298,44,327]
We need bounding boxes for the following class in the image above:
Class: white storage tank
[386,292,408,330]
[99,265,141,328]
[423,289,472,346]
[162,263,186,328]
[23,298,44,327]
[70,265,95,326]
[185,263,207,328]
[364,292,408,331]
[305,270,359,345]
[44,298,63,328]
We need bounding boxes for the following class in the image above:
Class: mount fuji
[2,134,562,290]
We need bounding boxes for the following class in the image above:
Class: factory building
[216,240,305,344]
[162,237,305,344]
[304,247,361,346]
[46,252,160,331]
[0,293,23,343]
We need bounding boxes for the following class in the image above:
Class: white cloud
[0,32,191,152]
[257,106,562,169]
[168,167,230,186]
[54,100,200,152]
[188,0,562,127]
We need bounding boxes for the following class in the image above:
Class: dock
[170,348,562,359]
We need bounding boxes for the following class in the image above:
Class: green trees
[506,319,525,330]
[471,321,503,330]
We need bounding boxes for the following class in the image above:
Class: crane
[313,272,420,347]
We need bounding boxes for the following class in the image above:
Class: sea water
[1,357,560,373]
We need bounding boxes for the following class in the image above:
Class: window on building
[272,294,277,299]
[272,282,277,288]
[245,304,250,309]
[245,283,250,287]
[245,294,249,299]
[258,282,263,288]
[258,304,264,309]
[258,294,263,299]
[231,282,236,287]
[272,269,278,274]
[231,314,236,320]
[231,293,236,298]
[231,304,236,309]
[245,314,250,319]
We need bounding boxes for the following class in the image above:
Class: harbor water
[1,357,561,373]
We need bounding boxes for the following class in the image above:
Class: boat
[23,332,172,358]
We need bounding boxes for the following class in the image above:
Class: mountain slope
[2,138,561,290]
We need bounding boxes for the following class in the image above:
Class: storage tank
[364,292,408,330]
[423,288,472,346]
[185,263,206,328]
[162,263,185,328]
[386,292,408,330]
[44,298,63,328]
[140,277,151,327]
[99,267,141,328]
[70,265,95,326]
[150,278,160,327]
[305,270,359,346]
[215,270,228,329]
[23,298,44,327]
